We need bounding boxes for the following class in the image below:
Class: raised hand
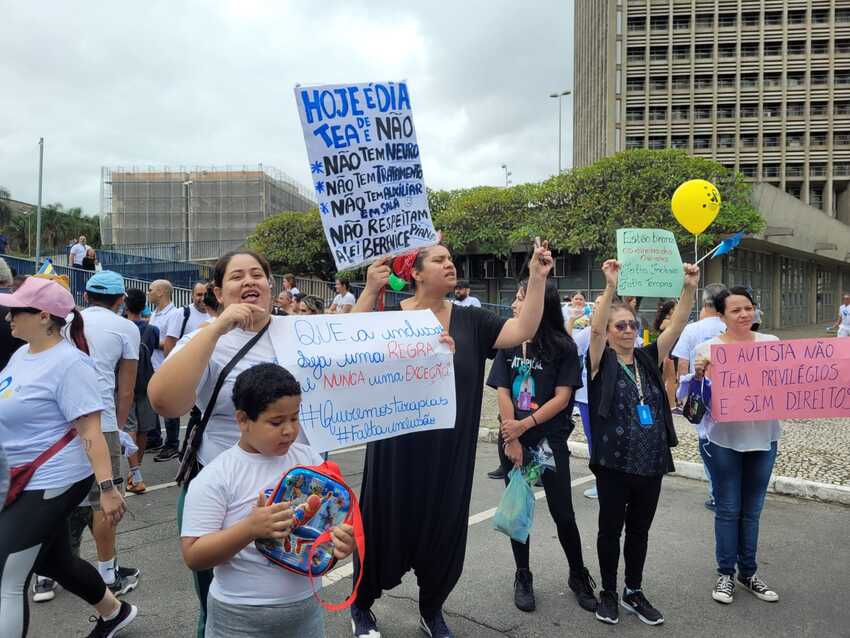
[528,237,554,280]
[683,263,700,289]
[602,259,621,288]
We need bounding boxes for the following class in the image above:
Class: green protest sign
[616,228,684,297]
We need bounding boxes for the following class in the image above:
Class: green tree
[247,209,336,279]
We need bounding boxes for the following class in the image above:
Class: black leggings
[0,476,107,637]
[498,431,586,574]
[595,466,662,593]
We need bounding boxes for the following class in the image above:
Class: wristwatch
[98,479,117,492]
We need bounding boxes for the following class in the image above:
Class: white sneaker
[32,577,59,603]
[583,485,598,499]
[738,574,779,602]
[712,574,735,604]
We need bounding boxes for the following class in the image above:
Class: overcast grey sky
[0,1,573,215]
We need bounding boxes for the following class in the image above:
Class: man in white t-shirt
[164,281,210,353]
[71,270,141,595]
[147,279,183,459]
[68,235,88,267]
[329,277,356,314]
[452,280,481,308]
[832,294,850,337]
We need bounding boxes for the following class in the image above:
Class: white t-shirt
[69,243,86,265]
[671,316,727,373]
[690,333,782,451]
[572,326,591,404]
[331,292,356,313]
[172,317,305,466]
[452,296,482,308]
[289,287,300,297]
[81,307,140,432]
[181,442,324,605]
[0,340,104,490]
[166,305,210,341]
[149,303,181,370]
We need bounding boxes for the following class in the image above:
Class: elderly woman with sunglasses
[586,259,699,627]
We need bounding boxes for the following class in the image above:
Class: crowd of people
[0,236,809,638]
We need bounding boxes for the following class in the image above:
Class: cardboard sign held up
[616,228,684,298]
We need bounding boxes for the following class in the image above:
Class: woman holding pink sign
[683,286,781,607]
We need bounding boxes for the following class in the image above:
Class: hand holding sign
[602,259,621,288]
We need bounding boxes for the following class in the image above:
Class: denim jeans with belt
[700,440,778,578]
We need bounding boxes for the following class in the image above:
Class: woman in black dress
[350,241,553,638]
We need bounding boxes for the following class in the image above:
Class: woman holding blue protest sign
[587,259,699,627]
[680,286,781,607]
[349,239,553,638]
[487,278,597,615]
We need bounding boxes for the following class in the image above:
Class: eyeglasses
[612,320,640,332]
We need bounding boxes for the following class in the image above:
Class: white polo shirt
[149,302,181,369]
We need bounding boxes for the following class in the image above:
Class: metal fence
[100,239,245,263]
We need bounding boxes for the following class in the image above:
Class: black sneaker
[107,574,138,597]
[145,440,164,453]
[621,589,664,626]
[705,498,716,511]
[153,446,179,462]
[116,566,140,581]
[568,567,598,612]
[350,605,381,637]
[32,577,60,602]
[513,568,535,612]
[595,590,619,625]
[737,574,779,602]
[712,574,735,604]
[86,601,138,638]
[419,610,454,638]
[487,466,505,480]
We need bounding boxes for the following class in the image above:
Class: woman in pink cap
[0,276,137,637]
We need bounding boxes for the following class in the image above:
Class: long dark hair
[213,251,271,288]
[519,279,573,363]
[51,308,88,354]
[653,300,676,332]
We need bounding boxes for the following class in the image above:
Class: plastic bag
[119,430,138,458]
[493,466,538,543]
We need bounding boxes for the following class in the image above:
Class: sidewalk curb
[477,428,850,506]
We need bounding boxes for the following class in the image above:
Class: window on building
[835,102,850,116]
[718,43,737,59]
[740,104,758,118]
[811,40,829,55]
[763,41,781,57]
[810,132,828,147]
[672,75,690,90]
[672,106,690,120]
[810,102,828,117]
[627,77,645,92]
[786,164,803,177]
[717,104,735,119]
[787,41,806,56]
[785,10,805,25]
[787,184,802,198]
[695,44,713,60]
[835,162,850,176]
[741,12,760,27]
[740,43,759,58]
[787,102,804,118]
[740,74,758,89]
[740,134,757,147]
[810,187,824,209]
[718,13,736,28]
[717,74,736,89]
[649,76,667,91]
[672,45,691,61]
[786,132,804,148]
[763,164,780,178]
[648,137,666,149]
[763,73,781,88]
[810,163,827,177]
[740,164,757,177]
[627,47,645,63]
[812,10,829,25]
[812,71,830,86]
[650,46,667,62]
[627,16,646,32]
[836,71,850,86]
[694,75,713,89]
[626,107,645,121]
[672,15,690,30]
[837,40,850,55]
[838,9,850,24]
[695,14,714,30]
[694,105,712,119]
[693,135,712,149]
[836,132,850,146]
[650,15,669,31]
[763,133,780,147]
[671,136,689,149]
[763,103,781,118]
[649,107,667,121]
[626,136,644,149]
[765,11,784,26]
[787,72,805,88]
[718,134,736,148]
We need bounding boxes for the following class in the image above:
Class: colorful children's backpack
[255,460,365,611]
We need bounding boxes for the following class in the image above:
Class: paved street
[29,441,850,638]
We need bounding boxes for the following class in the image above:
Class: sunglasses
[612,320,640,332]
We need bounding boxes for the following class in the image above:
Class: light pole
[35,138,44,265]
[549,90,571,174]
[500,163,512,188]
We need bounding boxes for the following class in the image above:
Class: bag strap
[179,305,191,339]
[27,428,78,472]
[306,460,366,612]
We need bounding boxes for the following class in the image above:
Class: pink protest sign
[710,338,850,422]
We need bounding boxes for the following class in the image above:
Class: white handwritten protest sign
[294,81,438,271]
[616,228,684,298]
[269,310,456,452]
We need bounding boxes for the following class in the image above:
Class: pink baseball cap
[0,276,76,317]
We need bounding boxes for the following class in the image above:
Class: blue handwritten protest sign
[294,81,438,270]
[269,310,456,452]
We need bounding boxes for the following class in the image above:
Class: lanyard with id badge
[617,357,654,427]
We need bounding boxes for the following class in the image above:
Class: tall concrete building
[100,164,315,260]
[574,0,850,220]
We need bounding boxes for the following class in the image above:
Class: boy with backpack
[181,363,355,638]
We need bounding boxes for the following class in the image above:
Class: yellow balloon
[671,179,721,235]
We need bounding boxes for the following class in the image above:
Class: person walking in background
[146,279,182,461]
[671,283,728,511]
[68,235,88,267]
[281,273,300,297]
[329,277,356,313]
[81,248,100,272]
[832,293,850,337]
[164,282,211,353]
[452,280,481,308]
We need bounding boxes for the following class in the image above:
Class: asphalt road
[29,441,850,638]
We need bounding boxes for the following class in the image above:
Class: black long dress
[354,304,506,617]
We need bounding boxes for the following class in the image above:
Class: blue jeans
[700,440,777,578]
[699,438,714,500]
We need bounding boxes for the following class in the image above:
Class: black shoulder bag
[175,322,270,487]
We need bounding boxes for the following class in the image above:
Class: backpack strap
[179,305,192,339]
